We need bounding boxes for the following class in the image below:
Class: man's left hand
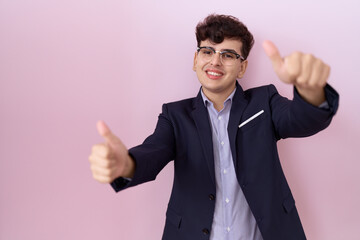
[263,40,330,106]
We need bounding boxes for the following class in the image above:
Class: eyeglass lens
[198,48,238,65]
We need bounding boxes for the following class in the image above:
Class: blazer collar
[191,90,216,185]
[192,81,247,109]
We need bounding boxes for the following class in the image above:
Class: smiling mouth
[206,70,224,79]
[207,71,222,76]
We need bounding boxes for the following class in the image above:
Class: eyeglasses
[197,46,245,66]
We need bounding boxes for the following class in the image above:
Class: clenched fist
[263,40,330,106]
[89,121,135,183]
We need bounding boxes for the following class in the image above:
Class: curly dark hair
[195,14,254,60]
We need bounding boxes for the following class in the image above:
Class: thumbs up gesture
[263,40,330,106]
[89,121,135,183]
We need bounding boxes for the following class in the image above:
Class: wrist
[295,85,326,106]
[123,154,135,178]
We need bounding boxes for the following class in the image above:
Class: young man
[89,14,339,240]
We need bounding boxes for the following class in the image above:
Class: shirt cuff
[318,101,330,109]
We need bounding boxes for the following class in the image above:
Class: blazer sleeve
[111,104,176,192]
[270,83,339,140]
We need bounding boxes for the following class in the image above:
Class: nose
[210,52,222,66]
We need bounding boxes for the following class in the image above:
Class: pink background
[1,0,359,239]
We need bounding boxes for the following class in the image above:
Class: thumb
[262,40,292,83]
[262,40,284,71]
[96,120,119,145]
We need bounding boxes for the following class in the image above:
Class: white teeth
[207,71,222,76]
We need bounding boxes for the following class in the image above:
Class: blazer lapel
[191,82,248,185]
[191,91,216,186]
[228,82,248,170]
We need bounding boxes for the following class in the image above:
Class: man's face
[193,38,248,99]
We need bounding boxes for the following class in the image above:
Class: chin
[203,85,225,94]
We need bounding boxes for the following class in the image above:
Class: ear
[193,52,198,71]
[237,60,248,79]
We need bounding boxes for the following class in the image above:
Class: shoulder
[244,84,277,94]
[165,97,196,108]
[243,84,279,100]
[160,97,197,118]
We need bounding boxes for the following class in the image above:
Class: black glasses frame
[197,46,245,61]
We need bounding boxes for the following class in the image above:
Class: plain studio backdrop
[0,0,359,239]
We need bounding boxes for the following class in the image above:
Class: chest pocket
[239,111,267,133]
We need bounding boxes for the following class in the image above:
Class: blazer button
[202,228,210,235]
[208,194,215,201]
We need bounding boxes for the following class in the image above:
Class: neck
[203,86,236,112]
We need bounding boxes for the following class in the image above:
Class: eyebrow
[202,46,239,54]
[222,48,239,54]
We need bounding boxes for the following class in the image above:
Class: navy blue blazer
[111,82,339,240]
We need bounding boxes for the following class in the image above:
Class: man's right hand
[89,120,135,183]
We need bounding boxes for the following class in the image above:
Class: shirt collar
[201,87,237,107]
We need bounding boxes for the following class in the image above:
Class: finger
[91,164,119,183]
[91,143,111,158]
[297,54,314,86]
[88,155,116,168]
[286,52,302,81]
[92,172,113,184]
[90,164,113,177]
[97,120,119,145]
[262,40,284,72]
[308,58,325,87]
[319,64,330,87]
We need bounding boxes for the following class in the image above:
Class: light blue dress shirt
[201,88,263,240]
